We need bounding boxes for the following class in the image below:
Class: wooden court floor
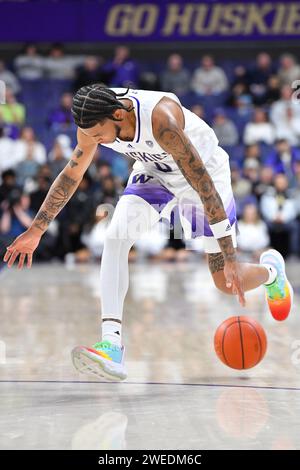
[0,261,299,449]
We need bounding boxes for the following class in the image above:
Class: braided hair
[71,84,133,129]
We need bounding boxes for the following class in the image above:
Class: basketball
[214,316,267,370]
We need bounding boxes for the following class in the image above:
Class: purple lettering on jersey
[123,151,169,163]
[138,153,153,162]
[132,174,154,184]
[154,162,173,172]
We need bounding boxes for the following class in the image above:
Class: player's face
[80,120,121,144]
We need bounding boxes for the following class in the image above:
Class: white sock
[102,320,122,346]
[262,264,278,285]
[99,195,160,349]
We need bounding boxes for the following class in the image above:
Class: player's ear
[113,109,123,120]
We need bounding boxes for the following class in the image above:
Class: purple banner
[0,0,300,42]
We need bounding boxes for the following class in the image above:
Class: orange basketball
[214,316,267,369]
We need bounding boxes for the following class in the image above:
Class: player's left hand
[224,260,245,307]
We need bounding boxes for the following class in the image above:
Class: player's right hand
[3,228,41,269]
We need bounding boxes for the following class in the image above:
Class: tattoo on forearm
[33,173,78,232]
[75,148,83,158]
[208,252,225,273]
[158,125,236,262]
[69,160,79,168]
[217,236,236,262]
[44,174,77,212]
[34,210,53,231]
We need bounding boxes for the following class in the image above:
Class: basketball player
[3,85,293,381]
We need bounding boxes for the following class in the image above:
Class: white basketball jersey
[102,88,228,175]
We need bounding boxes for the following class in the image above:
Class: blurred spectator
[109,153,129,183]
[29,175,51,213]
[247,52,274,104]
[44,44,83,80]
[294,160,300,185]
[190,104,205,120]
[50,134,73,159]
[270,85,300,145]
[265,139,300,181]
[260,173,298,257]
[38,164,53,180]
[278,54,300,86]
[48,92,75,131]
[0,178,58,262]
[191,55,228,95]
[14,127,46,165]
[89,158,114,201]
[103,46,139,88]
[233,93,253,116]
[212,108,238,146]
[139,71,160,91]
[237,203,270,259]
[48,137,71,178]
[227,78,249,107]
[160,53,190,96]
[96,161,113,181]
[14,44,44,80]
[0,169,18,205]
[243,108,275,145]
[98,175,119,206]
[74,56,105,90]
[14,128,45,187]
[253,165,274,202]
[292,161,300,214]
[0,61,20,95]
[243,143,262,163]
[57,173,96,258]
[243,158,260,189]
[231,163,254,217]
[227,93,253,143]
[15,154,40,188]
[264,75,281,105]
[0,190,33,238]
[0,88,25,127]
[0,126,17,172]
[231,65,249,90]
[85,147,101,182]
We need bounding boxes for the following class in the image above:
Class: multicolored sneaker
[71,340,127,381]
[260,249,294,321]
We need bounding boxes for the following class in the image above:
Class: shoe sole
[260,249,294,320]
[71,346,127,382]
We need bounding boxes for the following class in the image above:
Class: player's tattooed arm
[32,173,78,233]
[208,252,225,274]
[152,101,236,263]
[31,141,97,234]
[68,147,83,169]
